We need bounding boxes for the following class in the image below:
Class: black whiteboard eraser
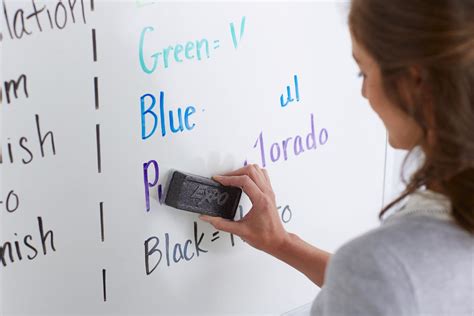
[164,170,242,220]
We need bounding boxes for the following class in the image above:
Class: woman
[200,0,474,315]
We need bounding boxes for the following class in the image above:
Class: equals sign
[211,231,220,242]
[213,40,220,49]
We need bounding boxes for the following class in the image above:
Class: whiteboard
[1,1,388,315]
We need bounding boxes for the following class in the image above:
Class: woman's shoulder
[313,218,421,315]
[338,189,472,261]
[332,206,472,275]
[313,190,473,315]
[317,197,473,315]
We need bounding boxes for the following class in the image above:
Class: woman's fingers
[222,165,250,176]
[262,168,273,190]
[202,166,285,254]
[199,215,245,236]
[220,164,270,193]
[213,174,263,204]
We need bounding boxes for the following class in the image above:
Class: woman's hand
[200,164,331,286]
[199,164,290,255]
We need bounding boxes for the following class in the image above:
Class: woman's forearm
[269,233,331,287]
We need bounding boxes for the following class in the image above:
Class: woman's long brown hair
[349,0,474,233]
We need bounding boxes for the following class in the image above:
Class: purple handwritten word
[253,113,328,167]
[143,159,163,212]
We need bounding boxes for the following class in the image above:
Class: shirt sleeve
[311,232,418,316]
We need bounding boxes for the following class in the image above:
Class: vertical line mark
[230,16,246,49]
[92,29,97,62]
[94,77,99,110]
[99,202,104,242]
[96,124,102,173]
[158,184,163,204]
[91,0,95,11]
[381,129,389,210]
[239,16,246,40]
[102,269,107,302]
[230,233,235,247]
[230,23,237,49]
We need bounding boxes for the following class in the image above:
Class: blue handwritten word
[281,74,300,107]
[141,91,197,140]
[253,113,328,167]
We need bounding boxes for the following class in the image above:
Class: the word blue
[141,91,197,140]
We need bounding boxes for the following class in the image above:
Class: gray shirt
[311,190,474,316]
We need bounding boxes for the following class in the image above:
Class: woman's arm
[199,164,331,287]
[271,233,331,287]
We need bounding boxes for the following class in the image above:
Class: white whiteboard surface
[1,1,388,315]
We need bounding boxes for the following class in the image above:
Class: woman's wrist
[265,232,331,287]
[267,231,297,258]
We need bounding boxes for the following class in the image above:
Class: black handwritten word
[1,114,56,165]
[3,74,28,104]
[0,216,56,268]
[144,222,207,275]
[237,204,293,224]
[0,190,20,213]
[211,231,220,242]
[278,205,293,223]
[2,0,87,41]
[191,185,229,206]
